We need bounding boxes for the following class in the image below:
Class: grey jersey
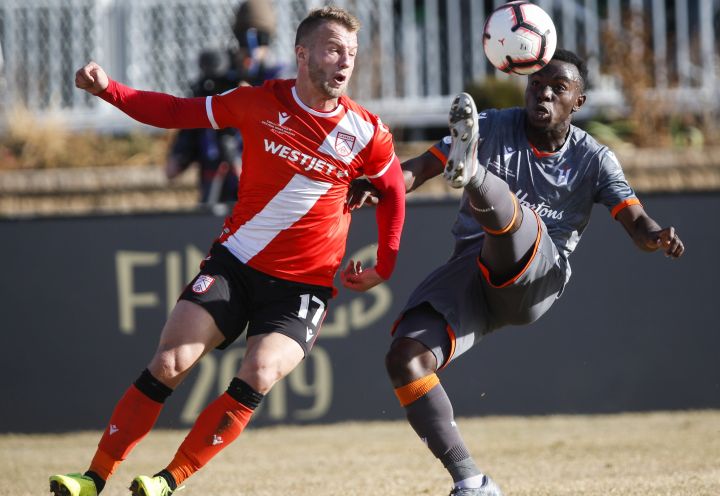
[434,107,637,282]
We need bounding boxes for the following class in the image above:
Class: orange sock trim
[90,384,164,481]
[165,392,254,485]
[482,192,519,236]
[88,449,122,481]
[394,374,440,407]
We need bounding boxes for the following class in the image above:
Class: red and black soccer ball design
[483,1,558,75]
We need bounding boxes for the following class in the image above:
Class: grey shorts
[393,210,567,368]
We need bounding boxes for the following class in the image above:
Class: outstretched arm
[346,150,445,210]
[75,61,210,129]
[402,150,445,193]
[615,204,685,258]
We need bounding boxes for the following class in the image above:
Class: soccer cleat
[445,92,481,188]
[448,475,504,496]
[129,475,176,496]
[49,473,98,496]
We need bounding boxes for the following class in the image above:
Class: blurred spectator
[165,49,243,205]
[231,0,284,85]
[166,1,284,205]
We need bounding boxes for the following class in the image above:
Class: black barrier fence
[1,194,718,433]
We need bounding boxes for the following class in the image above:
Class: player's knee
[238,357,283,394]
[385,338,436,384]
[148,350,193,385]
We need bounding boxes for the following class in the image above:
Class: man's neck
[294,79,339,112]
[525,121,571,153]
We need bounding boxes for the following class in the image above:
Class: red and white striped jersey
[208,79,397,287]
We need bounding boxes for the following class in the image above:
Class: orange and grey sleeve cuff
[428,145,447,163]
[611,198,641,218]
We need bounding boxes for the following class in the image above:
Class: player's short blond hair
[295,6,361,47]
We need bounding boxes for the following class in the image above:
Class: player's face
[305,22,358,99]
[524,60,586,132]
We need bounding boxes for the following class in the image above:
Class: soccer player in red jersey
[49,7,405,496]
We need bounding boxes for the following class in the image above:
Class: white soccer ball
[483,1,557,75]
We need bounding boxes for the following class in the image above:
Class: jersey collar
[291,86,344,118]
[527,126,573,158]
[529,141,558,158]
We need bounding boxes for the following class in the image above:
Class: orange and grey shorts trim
[393,210,566,366]
[391,303,460,370]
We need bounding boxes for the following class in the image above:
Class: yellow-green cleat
[129,475,176,496]
[49,473,98,496]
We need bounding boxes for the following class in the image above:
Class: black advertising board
[1,194,718,432]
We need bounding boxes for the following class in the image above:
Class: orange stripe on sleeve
[611,198,642,218]
[428,145,447,163]
[394,374,440,407]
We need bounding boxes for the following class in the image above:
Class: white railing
[1,0,718,131]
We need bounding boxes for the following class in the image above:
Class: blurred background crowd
[0,0,719,216]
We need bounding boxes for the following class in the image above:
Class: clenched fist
[75,61,109,95]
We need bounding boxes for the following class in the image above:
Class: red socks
[86,374,257,487]
[88,384,165,480]
[166,392,255,485]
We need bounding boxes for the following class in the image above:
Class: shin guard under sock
[165,379,263,485]
[88,370,172,483]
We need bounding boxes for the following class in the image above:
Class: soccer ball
[483,1,557,75]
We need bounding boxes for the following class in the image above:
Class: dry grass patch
[2,410,718,496]
[0,106,168,170]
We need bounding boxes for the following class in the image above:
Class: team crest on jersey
[557,165,572,185]
[192,275,215,294]
[334,132,356,157]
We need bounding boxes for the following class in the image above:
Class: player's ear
[572,94,587,113]
[295,45,306,63]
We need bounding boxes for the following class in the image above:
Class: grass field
[3,410,718,496]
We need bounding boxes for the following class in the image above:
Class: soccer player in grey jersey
[352,48,684,496]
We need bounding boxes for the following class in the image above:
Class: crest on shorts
[334,132,356,157]
[192,275,215,294]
